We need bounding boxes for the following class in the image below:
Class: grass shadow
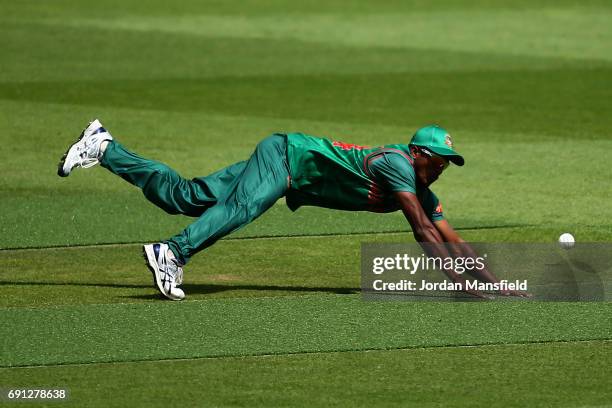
[0,280,359,296]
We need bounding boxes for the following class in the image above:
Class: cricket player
[58,120,528,300]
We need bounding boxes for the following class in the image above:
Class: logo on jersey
[435,202,443,214]
[444,134,453,148]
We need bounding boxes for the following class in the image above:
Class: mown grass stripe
[2,339,608,370]
[0,223,530,252]
[2,295,610,368]
[0,341,609,408]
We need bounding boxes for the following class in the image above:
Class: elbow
[413,225,438,242]
[412,228,426,242]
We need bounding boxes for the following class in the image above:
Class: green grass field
[1,0,611,406]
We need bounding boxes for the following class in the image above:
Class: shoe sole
[143,245,183,301]
[57,127,88,177]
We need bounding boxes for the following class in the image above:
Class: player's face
[413,149,449,187]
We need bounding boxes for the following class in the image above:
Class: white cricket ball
[558,233,575,250]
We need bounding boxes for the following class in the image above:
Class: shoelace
[159,248,183,286]
[75,136,102,169]
[168,261,184,286]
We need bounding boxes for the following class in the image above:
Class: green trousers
[100,134,290,264]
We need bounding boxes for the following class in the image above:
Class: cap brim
[448,155,465,166]
[428,146,465,166]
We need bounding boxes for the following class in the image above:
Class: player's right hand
[464,288,495,300]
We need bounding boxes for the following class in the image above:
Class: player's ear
[409,145,420,157]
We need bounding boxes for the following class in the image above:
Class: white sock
[100,140,110,155]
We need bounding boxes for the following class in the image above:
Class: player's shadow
[129,283,360,299]
[0,280,149,289]
[0,280,359,297]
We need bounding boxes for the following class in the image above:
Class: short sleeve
[421,189,444,222]
[368,153,417,194]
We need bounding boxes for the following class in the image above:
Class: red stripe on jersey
[332,140,371,151]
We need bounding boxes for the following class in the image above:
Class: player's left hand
[464,288,495,300]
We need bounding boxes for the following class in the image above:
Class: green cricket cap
[409,125,465,166]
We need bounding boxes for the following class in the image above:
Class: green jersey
[284,133,444,221]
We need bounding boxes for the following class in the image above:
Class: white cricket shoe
[57,119,113,177]
[143,243,185,301]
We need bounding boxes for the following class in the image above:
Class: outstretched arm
[433,219,531,298]
[395,191,492,299]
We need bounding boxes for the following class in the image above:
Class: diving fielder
[58,120,528,300]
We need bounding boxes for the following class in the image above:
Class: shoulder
[367,148,414,173]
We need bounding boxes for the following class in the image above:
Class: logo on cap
[444,134,453,148]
